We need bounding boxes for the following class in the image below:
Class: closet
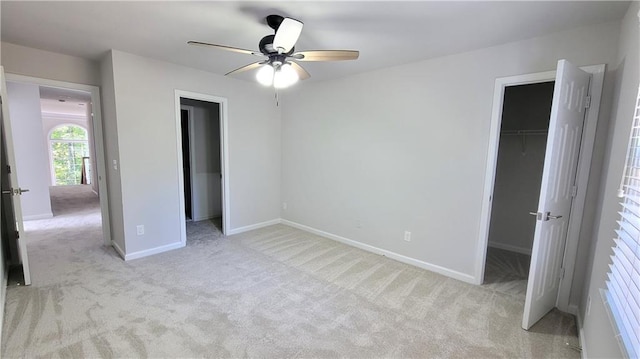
[483,81,555,295]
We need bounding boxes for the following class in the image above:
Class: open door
[522,60,591,329]
[0,67,31,286]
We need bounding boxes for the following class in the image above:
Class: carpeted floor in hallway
[2,186,580,358]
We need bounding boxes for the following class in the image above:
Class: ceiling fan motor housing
[266,14,285,31]
[259,35,294,56]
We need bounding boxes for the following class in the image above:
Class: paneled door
[522,59,591,329]
[0,66,31,285]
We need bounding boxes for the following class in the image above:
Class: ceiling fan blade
[225,61,267,76]
[291,50,359,62]
[290,62,310,80]
[273,18,303,53]
[188,41,262,56]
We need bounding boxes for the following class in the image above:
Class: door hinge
[559,267,565,280]
[6,165,11,174]
[571,185,578,198]
[585,96,591,109]
[15,231,19,239]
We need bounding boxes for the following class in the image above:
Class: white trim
[475,63,605,314]
[475,69,556,285]
[282,219,476,284]
[4,73,112,247]
[112,241,126,260]
[174,90,230,244]
[567,304,579,316]
[226,218,282,235]
[23,213,53,221]
[488,241,532,255]
[575,305,588,359]
[124,241,185,261]
[41,112,87,121]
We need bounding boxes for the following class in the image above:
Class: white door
[0,67,31,286]
[522,60,591,330]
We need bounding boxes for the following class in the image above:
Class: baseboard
[192,214,223,222]
[281,219,476,284]
[23,212,54,221]
[488,241,532,255]
[226,218,282,235]
[112,241,126,260]
[124,242,185,261]
[575,306,588,359]
[567,304,579,316]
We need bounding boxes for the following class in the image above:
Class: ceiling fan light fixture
[256,65,275,86]
[273,63,299,89]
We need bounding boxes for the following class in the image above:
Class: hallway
[14,185,106,287]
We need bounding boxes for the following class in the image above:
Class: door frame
[4,73,112,247]
[174,90,229,243]
[475,64,606,313]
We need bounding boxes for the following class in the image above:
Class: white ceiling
[39,86,90,117]
[1,1,630,84]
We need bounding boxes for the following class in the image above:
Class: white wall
[488,136,546,254]
[280,21,621,282]
[181,99,222,221]
[100,52,126,253]
[5,82,52,220]
[1,42,100,86]
[580,3,639,358]
[488,83,553,254]
[107,50,281,256]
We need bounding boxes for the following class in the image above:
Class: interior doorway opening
[477,62,605,330]
[483,81,555,298]
[178,97,225,240]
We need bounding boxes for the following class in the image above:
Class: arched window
[49,124,89,186]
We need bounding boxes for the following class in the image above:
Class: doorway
[483,81,554,298]
[476,62,606,327]
[4,74,111,248]
[175,92,228,242]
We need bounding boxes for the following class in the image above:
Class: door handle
[529,211,543,221]
[3,188,30,195]
[529,211,563,221]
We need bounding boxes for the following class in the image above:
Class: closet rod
[500,129,548,136]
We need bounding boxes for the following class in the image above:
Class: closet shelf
[500,129,548,136]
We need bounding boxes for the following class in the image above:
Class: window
[49,124,89,186]
[606,85,640,359]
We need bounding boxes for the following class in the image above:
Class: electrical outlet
[136,225,145,236]
[282,202,287,210]
[404,231,411,242]
[586,295,591,316]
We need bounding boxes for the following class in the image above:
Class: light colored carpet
[2,186,580,358]
[483,247,531,299]
[186,217,223,243]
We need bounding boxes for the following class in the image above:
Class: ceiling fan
[188,14,359,89]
